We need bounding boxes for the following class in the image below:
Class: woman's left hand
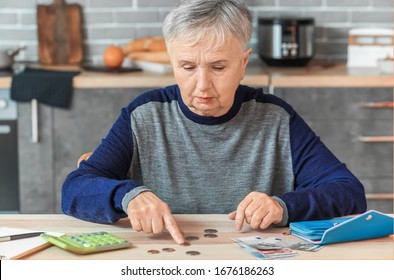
[228,192,283,231]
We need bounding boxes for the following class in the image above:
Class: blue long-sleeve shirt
[62,84,366,224]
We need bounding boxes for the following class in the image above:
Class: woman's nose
[196,69,211,92]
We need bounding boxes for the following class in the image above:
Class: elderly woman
[62,0,366,244]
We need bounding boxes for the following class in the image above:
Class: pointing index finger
[163,214,185,244]
[235,207,245,231]
[235,195,253,231]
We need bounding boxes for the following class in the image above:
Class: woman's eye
[183,66,195,71]
[212,66,225,71]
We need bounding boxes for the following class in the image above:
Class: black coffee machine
[258,17,315,67]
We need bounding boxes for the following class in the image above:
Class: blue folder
[289,210,394,245]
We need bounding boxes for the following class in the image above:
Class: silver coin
[147,249,160,254]
[185,235,199,241]
[162,247,175,252]
[203,233,218,238]
[204,228,218,234]
[186,250,200,256]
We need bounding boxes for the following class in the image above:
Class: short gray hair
[162,0,253,52]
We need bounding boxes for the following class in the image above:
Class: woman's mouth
[197,97,214,104]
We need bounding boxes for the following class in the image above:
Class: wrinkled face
[169,36,251,117]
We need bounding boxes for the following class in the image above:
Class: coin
[147,249,160,254]
[204,228,218,234]
[162,247,175,252]
[185,235,199,241]
[186,250,200,256]
[180,242,191,246]
[203,233,218,238]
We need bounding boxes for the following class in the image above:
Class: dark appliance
[258,17,315,67]
[0,89,19,212]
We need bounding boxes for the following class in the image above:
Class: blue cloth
[11,68,79,108]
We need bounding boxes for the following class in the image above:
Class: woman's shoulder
[238,84,295,116]
[126,84,180,112]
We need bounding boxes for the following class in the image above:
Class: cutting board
[37,0,83,65]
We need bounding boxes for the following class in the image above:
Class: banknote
[234,242,297,259]
[232,236,322,252]
[259,237,323,252]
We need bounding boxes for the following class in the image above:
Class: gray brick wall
[0,0,392,63]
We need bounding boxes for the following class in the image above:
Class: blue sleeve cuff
[271,196,289,226]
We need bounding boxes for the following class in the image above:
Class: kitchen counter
[0,62,392,89]
[264,63,393,88]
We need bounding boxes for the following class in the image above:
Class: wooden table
[0,214,393,260]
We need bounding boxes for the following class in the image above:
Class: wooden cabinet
[274,87,393,213]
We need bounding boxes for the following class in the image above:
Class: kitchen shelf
[358,136,394,142]
[360,102,394,108]
[365,193,394,200]
[360,96,393,210]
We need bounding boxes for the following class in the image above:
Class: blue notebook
[289,210,394,245]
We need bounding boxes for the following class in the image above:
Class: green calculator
[41,232,132,255]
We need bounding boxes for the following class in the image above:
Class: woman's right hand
[127,191,185,244]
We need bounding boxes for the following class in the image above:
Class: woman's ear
[242,48,252,69]
[240,48,252,80]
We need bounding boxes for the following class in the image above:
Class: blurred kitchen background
[0,0,393,63]
[0,0,393,215]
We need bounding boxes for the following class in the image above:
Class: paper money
[232,236,322,252]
